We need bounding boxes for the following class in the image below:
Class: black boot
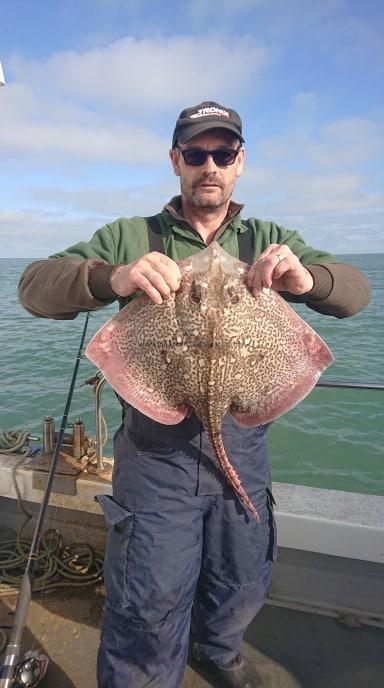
[190,653,262,688]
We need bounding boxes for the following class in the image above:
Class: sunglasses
[175,146,241,167]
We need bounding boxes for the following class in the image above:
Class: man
[19,101,370,688]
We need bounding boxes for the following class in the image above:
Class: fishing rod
[316,380,384,390]
[0,312,90,688]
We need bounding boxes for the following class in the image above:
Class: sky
[1,0,383,257]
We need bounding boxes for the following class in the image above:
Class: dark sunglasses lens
[182,149,238,166]
[212,150,238,165]
[182,150,205,165]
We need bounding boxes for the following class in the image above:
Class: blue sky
[1,0,383,256]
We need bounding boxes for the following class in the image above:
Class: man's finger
[253,244,281,263]
[247,263,268,292]
[147,254,182,292]
[133,274,164,304]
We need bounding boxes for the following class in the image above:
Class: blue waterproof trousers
[96,406,277,688]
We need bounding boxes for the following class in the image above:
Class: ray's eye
[190,284,202,305]
[226,286,240,304]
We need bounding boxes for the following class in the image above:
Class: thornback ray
[86,242,333,519]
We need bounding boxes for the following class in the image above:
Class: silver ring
[275,253,284,264]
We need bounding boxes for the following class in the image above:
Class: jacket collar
[163,195,244,234]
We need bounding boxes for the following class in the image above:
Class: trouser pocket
[95,494,134,609]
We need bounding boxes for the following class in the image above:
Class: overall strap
[146,214,254,264]
[237,222,254,265]
[146,215,165,253]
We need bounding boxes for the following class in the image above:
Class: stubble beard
[181,175,236,211]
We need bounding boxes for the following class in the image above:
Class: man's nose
[201,153,218,171]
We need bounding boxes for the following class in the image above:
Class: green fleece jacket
[18,197,371,320]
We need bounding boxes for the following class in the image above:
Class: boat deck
[1,587,383,688]
[1,454,383,686]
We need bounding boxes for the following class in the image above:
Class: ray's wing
[86,294,189,424]
[229,289,333,427]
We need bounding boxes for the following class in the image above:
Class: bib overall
[96,224,277,688]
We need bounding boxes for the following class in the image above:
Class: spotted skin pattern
[86,242,333,519]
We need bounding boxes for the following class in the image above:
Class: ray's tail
[207,429,260,521]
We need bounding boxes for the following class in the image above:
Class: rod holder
[73,418,85,459]
[92,374,108,473]
[42,416,55,455]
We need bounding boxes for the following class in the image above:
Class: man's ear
[236,148,245,178]
[169,149,181,177]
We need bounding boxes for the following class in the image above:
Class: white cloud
[311,117,383,168]
[259,112,384,170]
[3,157,383,258]
[8,35,270,113]
[0,179,181,257]
[1,34,271,164]
[0,77,169,163]
[0,209,109,257]
[239,165,384,253]
[1,25,383,256]
[26,181,178,217]
[240,163,382,215]
[238,96,384,229]
[0,115,169,163]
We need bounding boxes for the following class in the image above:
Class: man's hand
[246,244,314,295]
[111,252,182,304]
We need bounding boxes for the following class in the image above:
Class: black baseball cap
[172,101,244,148]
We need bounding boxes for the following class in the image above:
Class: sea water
[1,254,383,496]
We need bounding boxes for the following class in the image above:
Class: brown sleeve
[18,257,117,319]
[20,257,371,321]
[304,263,371,318]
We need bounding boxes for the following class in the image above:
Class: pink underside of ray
[86,339,188,425]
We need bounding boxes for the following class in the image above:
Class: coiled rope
[0,527,104,597]
[0,429,34,538]
[0,427,105,656]
[0,429,31,455]
[0,429,105,599]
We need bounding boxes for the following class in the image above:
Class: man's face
[169,129,245,210]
